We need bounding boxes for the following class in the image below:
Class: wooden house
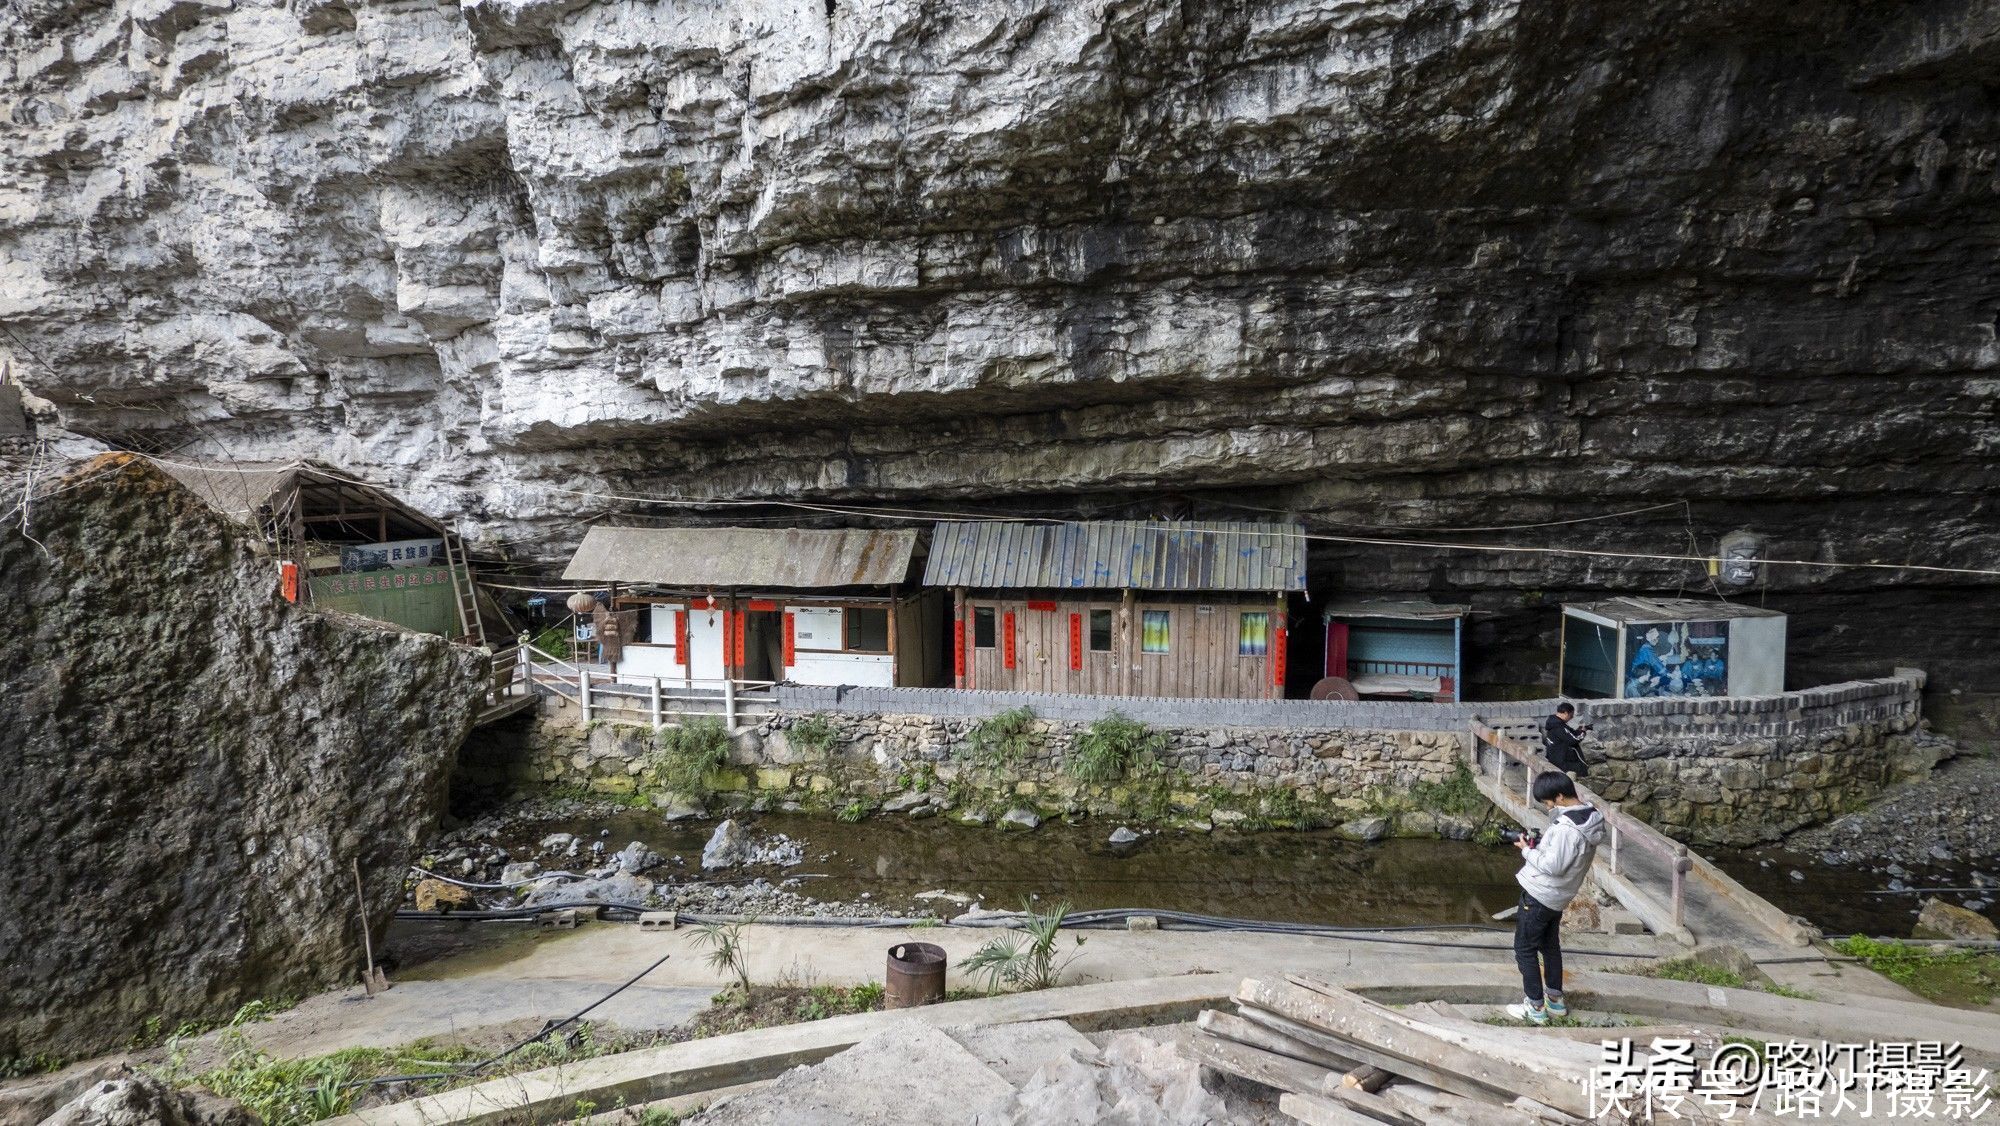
[163,460,486,644]
[922,521,1308,700]
[559,526,948,689]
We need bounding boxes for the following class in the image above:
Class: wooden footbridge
[1468,719,1815,951]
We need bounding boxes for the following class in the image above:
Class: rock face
[0,457,485,1061]
[4,1,2000,704]
[35,1071,254,1126]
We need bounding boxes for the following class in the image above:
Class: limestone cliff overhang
[922,520,1307,594]
[561,526,920,591]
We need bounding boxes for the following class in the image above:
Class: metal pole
[724,676,738,730]
[650,677,662,728]
[1609,803,1621,875]
[580,668,592,726]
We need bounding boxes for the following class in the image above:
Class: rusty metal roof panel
[922,521,1306,592]
[562,526,919,588]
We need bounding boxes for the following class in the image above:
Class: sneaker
[1545,992,1568,1018]
[1505,999,1550,1025]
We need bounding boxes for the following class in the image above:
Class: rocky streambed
[419,777,2000,941]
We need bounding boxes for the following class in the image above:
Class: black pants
[1514,892,1565,1003]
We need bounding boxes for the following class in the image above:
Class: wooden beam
[1196,1010,1357,1073]
[1277,1093,1401,1126]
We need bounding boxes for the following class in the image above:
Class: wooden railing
[1470,718,1693,939]
[1469,719,1812,948]
[518,641,778,730]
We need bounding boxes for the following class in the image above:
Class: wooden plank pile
[1189,976,1740,1125]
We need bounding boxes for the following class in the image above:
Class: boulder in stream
[703,819,750,869]
[998,808,1042,832]
[1915,897,2000,941]
[1108,826,1141,846]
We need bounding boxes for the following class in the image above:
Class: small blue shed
[1322,599,1469,702]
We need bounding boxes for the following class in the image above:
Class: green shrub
[788,715,840,756]
[962,707,1042,768]
[1835,935,1998,1005]
[654,718,730,797]
[836,800,868,823]
[962,899,1088,993]
[1066,712,1168,784]
[531,625,575,660]
[1404,763,1486,815]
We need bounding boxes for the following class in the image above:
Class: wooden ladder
[441,531,486,648]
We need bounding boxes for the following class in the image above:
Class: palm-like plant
[961,899,1087,993]
[690,918,755,1000]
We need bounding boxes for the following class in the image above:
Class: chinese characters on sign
[1590,1038,1991,1120]
[317,566,453,595]
[339,538,445,573]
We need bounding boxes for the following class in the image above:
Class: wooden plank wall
[963,593,1280,700]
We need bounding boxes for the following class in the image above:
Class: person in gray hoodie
[1506,771,1608,1024]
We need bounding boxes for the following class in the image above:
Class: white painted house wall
[787,605,895,688]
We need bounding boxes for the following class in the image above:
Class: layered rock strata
[3,0,1999,707]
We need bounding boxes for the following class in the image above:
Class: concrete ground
[237,918,1669,1060]
[202,909,1943,1071]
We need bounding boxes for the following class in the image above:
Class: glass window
[1141,610,1171,654]
[1238,612,1270,657]
[844,607,890,653]
[973,606,996,649]
[1088,609,1113,652]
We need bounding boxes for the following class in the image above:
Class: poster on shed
[1625,620,1728,697]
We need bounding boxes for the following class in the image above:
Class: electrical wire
[96,452,2000,581]
[344,949,674,1090]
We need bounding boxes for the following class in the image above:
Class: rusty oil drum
[884,941,947,1009]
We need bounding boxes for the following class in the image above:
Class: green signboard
[307,565,467,638]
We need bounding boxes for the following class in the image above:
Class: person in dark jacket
[1543,702,1590,776]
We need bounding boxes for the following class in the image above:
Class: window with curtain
[1238,612,1270,657]
[1141,610,1171,654]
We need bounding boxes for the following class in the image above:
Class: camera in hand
[1500,827,1541,847]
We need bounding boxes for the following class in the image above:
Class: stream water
[485,810,1979,938]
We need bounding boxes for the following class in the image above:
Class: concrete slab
[942,1020,1098,1087]
[234,980,713,1061]
[329,960,2000,1126]
[328,974,1238,1126]
[691,1021,1014,1126]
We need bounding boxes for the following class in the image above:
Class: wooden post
[886,595,898,684]
[952,587,967,689]
[1609,802,1621,874]
[1120,588,1136,697]
[1672,843,1689,928]
[579,668,592,726]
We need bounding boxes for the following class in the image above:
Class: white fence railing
[518,641,777,729]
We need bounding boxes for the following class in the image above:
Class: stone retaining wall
[460,672,1944,845]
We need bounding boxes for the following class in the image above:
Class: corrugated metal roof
[922,521,1306,592]
[160,462,301,522]
[562,526,920,588]
[1322,598,1470,621]
[1566,597,1785,624]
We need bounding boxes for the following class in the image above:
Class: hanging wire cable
[57,452,2000,581]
